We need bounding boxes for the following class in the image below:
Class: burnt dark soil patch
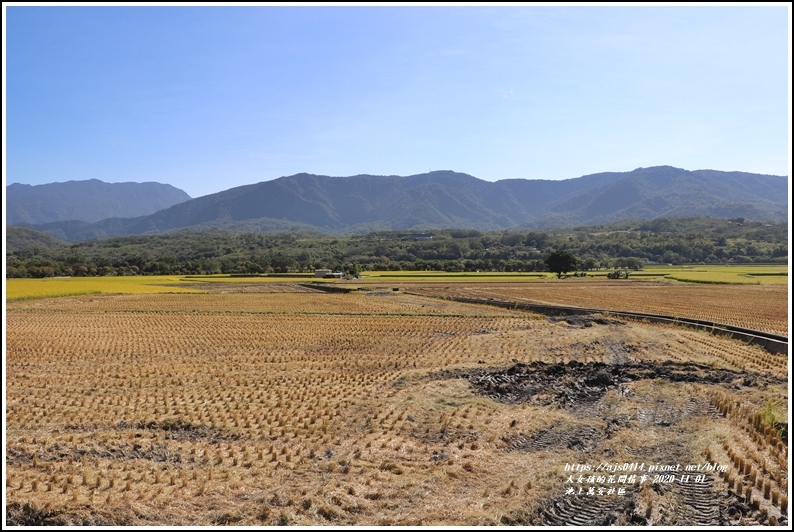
[7,420,233,466]
[6,502,65,526]
[466,360,787,527]
[468,361,783,408]
[118,418,235,442]
[5,501,135,526]
[7,440,183,465]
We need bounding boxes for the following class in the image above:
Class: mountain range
[6,179,192,225]
[8,166,788,242]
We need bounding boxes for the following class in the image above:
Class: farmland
[396,281,789,337]
[4,275,205,301]
[5,280,789,526]
[360,264,789,285]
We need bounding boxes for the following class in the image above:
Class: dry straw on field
[406,281,788,336]
[6,286,789,526]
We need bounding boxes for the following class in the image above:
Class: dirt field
[5,287,790,526]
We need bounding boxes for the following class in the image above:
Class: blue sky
[4,4,791,198]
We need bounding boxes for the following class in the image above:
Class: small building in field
[315,269,344,279]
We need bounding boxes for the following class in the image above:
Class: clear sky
[3,3,791,199]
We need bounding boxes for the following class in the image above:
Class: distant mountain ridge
[12,166,788,241]
[6,179,192,225]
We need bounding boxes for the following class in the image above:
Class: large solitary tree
[545,250,578,278]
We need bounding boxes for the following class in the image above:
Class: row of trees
[6,217,787,278]
[7,251,584,279]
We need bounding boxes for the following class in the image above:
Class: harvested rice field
[390,281,788,336]
[5,285,790,526]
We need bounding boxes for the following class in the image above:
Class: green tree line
[5,217,787,278]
